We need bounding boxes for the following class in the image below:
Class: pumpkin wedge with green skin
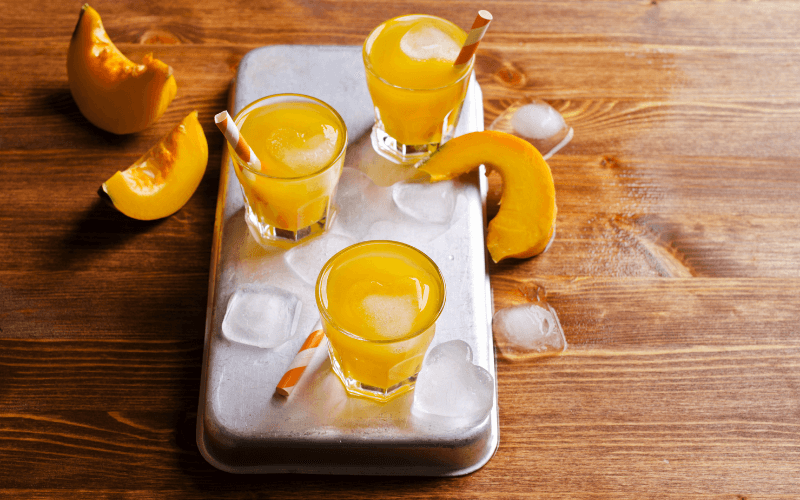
[417,130,557,263]
[100,111,208,220]
[67,4,177,134]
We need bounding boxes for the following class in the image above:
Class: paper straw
[276,326,327,397]
[214,110,261,170]
[454,10,493,67]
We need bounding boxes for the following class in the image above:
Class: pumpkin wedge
[100,111,208,220]
[67,4,177,134]
[417,130,557,263]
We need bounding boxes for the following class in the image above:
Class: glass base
[370,126,440,167]
[243,205,333,249]
[327,343,419,403]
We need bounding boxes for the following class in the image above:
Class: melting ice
[331,167,455,246]
[489,97,574,160]
[413,340,494,426]
[284,232,356,285]
[512,103,566,140]
[350,276,427,339]
[358,293,418,339]
[267,124,339,174]
[392,181,456,224]
[400,23,460,62]
[221,285,303,349]
[331,167,393,240]
[492,302,566,356]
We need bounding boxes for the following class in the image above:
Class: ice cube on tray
[221,285,303,349]
[413,340,494,426]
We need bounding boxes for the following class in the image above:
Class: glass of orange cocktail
[363,14,474,165]
[228,94,347,247]
[316,241,446,402]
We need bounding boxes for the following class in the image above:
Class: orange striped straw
[214,110,261,170]
[454,10,493,67]
[275,326,327,397]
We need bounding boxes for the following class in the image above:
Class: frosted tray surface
[197,45,498,475]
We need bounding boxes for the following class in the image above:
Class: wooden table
[2,0,798,497]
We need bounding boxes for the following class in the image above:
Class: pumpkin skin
[67,4,177,134]
[418,130,557,263]
[100,111,208,220]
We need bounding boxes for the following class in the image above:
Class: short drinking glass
[316,240,446,402]
[228,94,347,247]
[363,14,474,165]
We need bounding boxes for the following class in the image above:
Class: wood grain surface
[1,0,798,498]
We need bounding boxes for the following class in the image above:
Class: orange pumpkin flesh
[100,111,208,220]
[417,130,557,263]
[67,4,177,135]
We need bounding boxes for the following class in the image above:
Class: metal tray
[197,45,498,475]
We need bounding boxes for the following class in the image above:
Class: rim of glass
[362,14,475,93]
[229,93,348,181]
[315,240,446,345]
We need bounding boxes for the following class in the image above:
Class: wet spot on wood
[601,155,622,169]
[495,64,526,88]
[139,30,181,44]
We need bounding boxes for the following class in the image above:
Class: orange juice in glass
[363,14,474,165]
[316,241,445,402]
[228,94,347,247]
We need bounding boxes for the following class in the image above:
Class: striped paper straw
[214,110,261,170]
[454,10,493,67]
[276,326,327,397]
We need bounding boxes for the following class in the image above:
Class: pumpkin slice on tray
[417,130,557,263]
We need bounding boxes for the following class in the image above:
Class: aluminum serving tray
[197,45,498,475]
